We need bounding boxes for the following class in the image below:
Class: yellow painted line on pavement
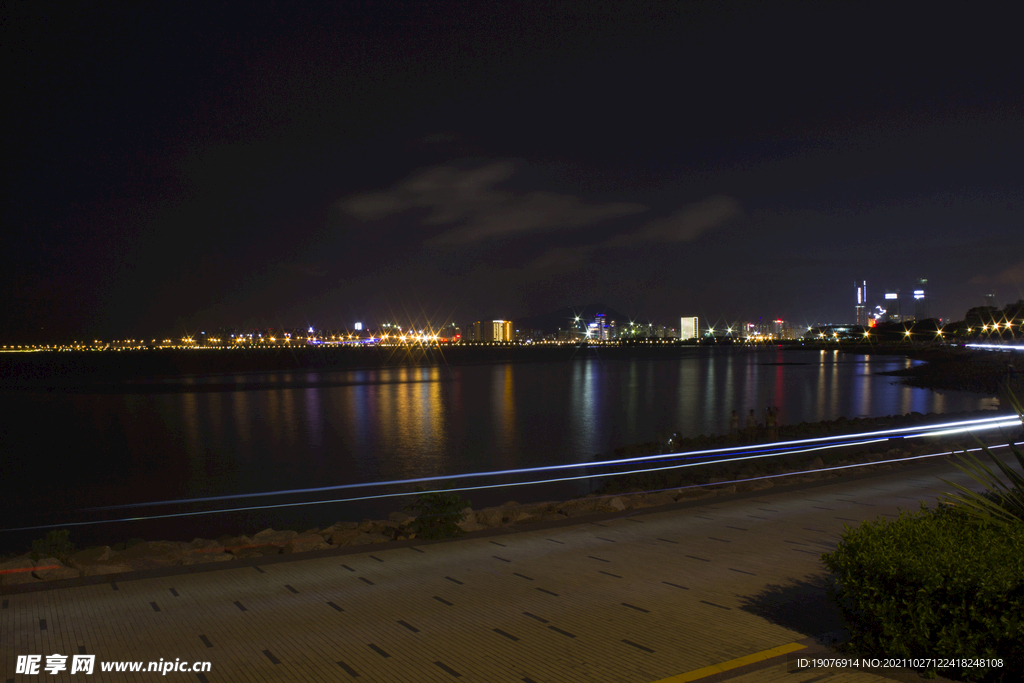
[652,642,807,682]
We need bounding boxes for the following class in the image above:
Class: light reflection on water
[1,349,1002,540]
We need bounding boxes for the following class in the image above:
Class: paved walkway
[3,460,973,683]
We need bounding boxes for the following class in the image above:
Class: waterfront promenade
[2,460,978,683]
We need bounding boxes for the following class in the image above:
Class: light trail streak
[85,414,1021,511]
[965,343,1024,351]
[5,442,1019,533]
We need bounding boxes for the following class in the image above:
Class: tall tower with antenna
[855,280,868,326]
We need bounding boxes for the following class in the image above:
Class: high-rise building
[480,320,511,341]
[855,280,868,326]
[984,292,997,308]
[884,290,901,322]
[588,313,615,340]
[471,320,512,341]
[679,317,699,340]
[913,278,929,321]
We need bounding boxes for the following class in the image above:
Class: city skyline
[4,3,1022,345]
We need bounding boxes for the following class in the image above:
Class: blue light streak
[5,441,1019,533]
[85,414,1021,511]
[965,343,1024,351]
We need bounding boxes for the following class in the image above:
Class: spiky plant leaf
[937,391,1024,528]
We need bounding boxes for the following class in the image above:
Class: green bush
[30,529,75,564]
[404,487,470,540]
[822,506,1024,681]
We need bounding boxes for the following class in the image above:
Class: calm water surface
[2,348,998,544]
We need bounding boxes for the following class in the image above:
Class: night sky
[5,2,1023,343]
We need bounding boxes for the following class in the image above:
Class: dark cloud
[970,260,1024,287]
[529,195,742,270]
[604,196,743,247]
[339,162,646,244]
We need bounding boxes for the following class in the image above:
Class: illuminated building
[589,313,615,340]
[679,317,698,340]
[884,290,901,322]
[473,320,513,341]
[855,280,868,326]
[913,278,929,321]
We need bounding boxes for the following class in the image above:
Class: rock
[190,538,225,553]
[320,521,360,540]
[706,484,737,495]
[329,529,361,546]
[1,554,38,570]
[555,499,599,516]
[67,546,116,570]
[809,456,825,470]
[456,517,486,532]
[34,566,80,581]
[304,527,321,535]
[597,496,627,512]
[115,541,194,569]
[220,536,256,554]
[283,533,330,554]
[511,511,536,524]
[34,556,63,567]
[541,510,570,522]
[519,502,555,517]
[252,529,298,548]
[0,555,40,585]
[356,519,389,535]
[476,508,507,527]
[388,511,415,525]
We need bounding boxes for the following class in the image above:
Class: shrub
[30,529,75,564]
[822,506,1024,681]
[404,487,470,540]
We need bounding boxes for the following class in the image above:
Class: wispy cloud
[339,162,646,243]
[603,195,741,246]
[529,195,742,269]
[970,259,1024,286]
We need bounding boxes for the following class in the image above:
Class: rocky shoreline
[879,347,1022,394]
[5,408,1019,589]
[0,476,847,586]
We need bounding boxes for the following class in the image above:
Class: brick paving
[3,459,979,682]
